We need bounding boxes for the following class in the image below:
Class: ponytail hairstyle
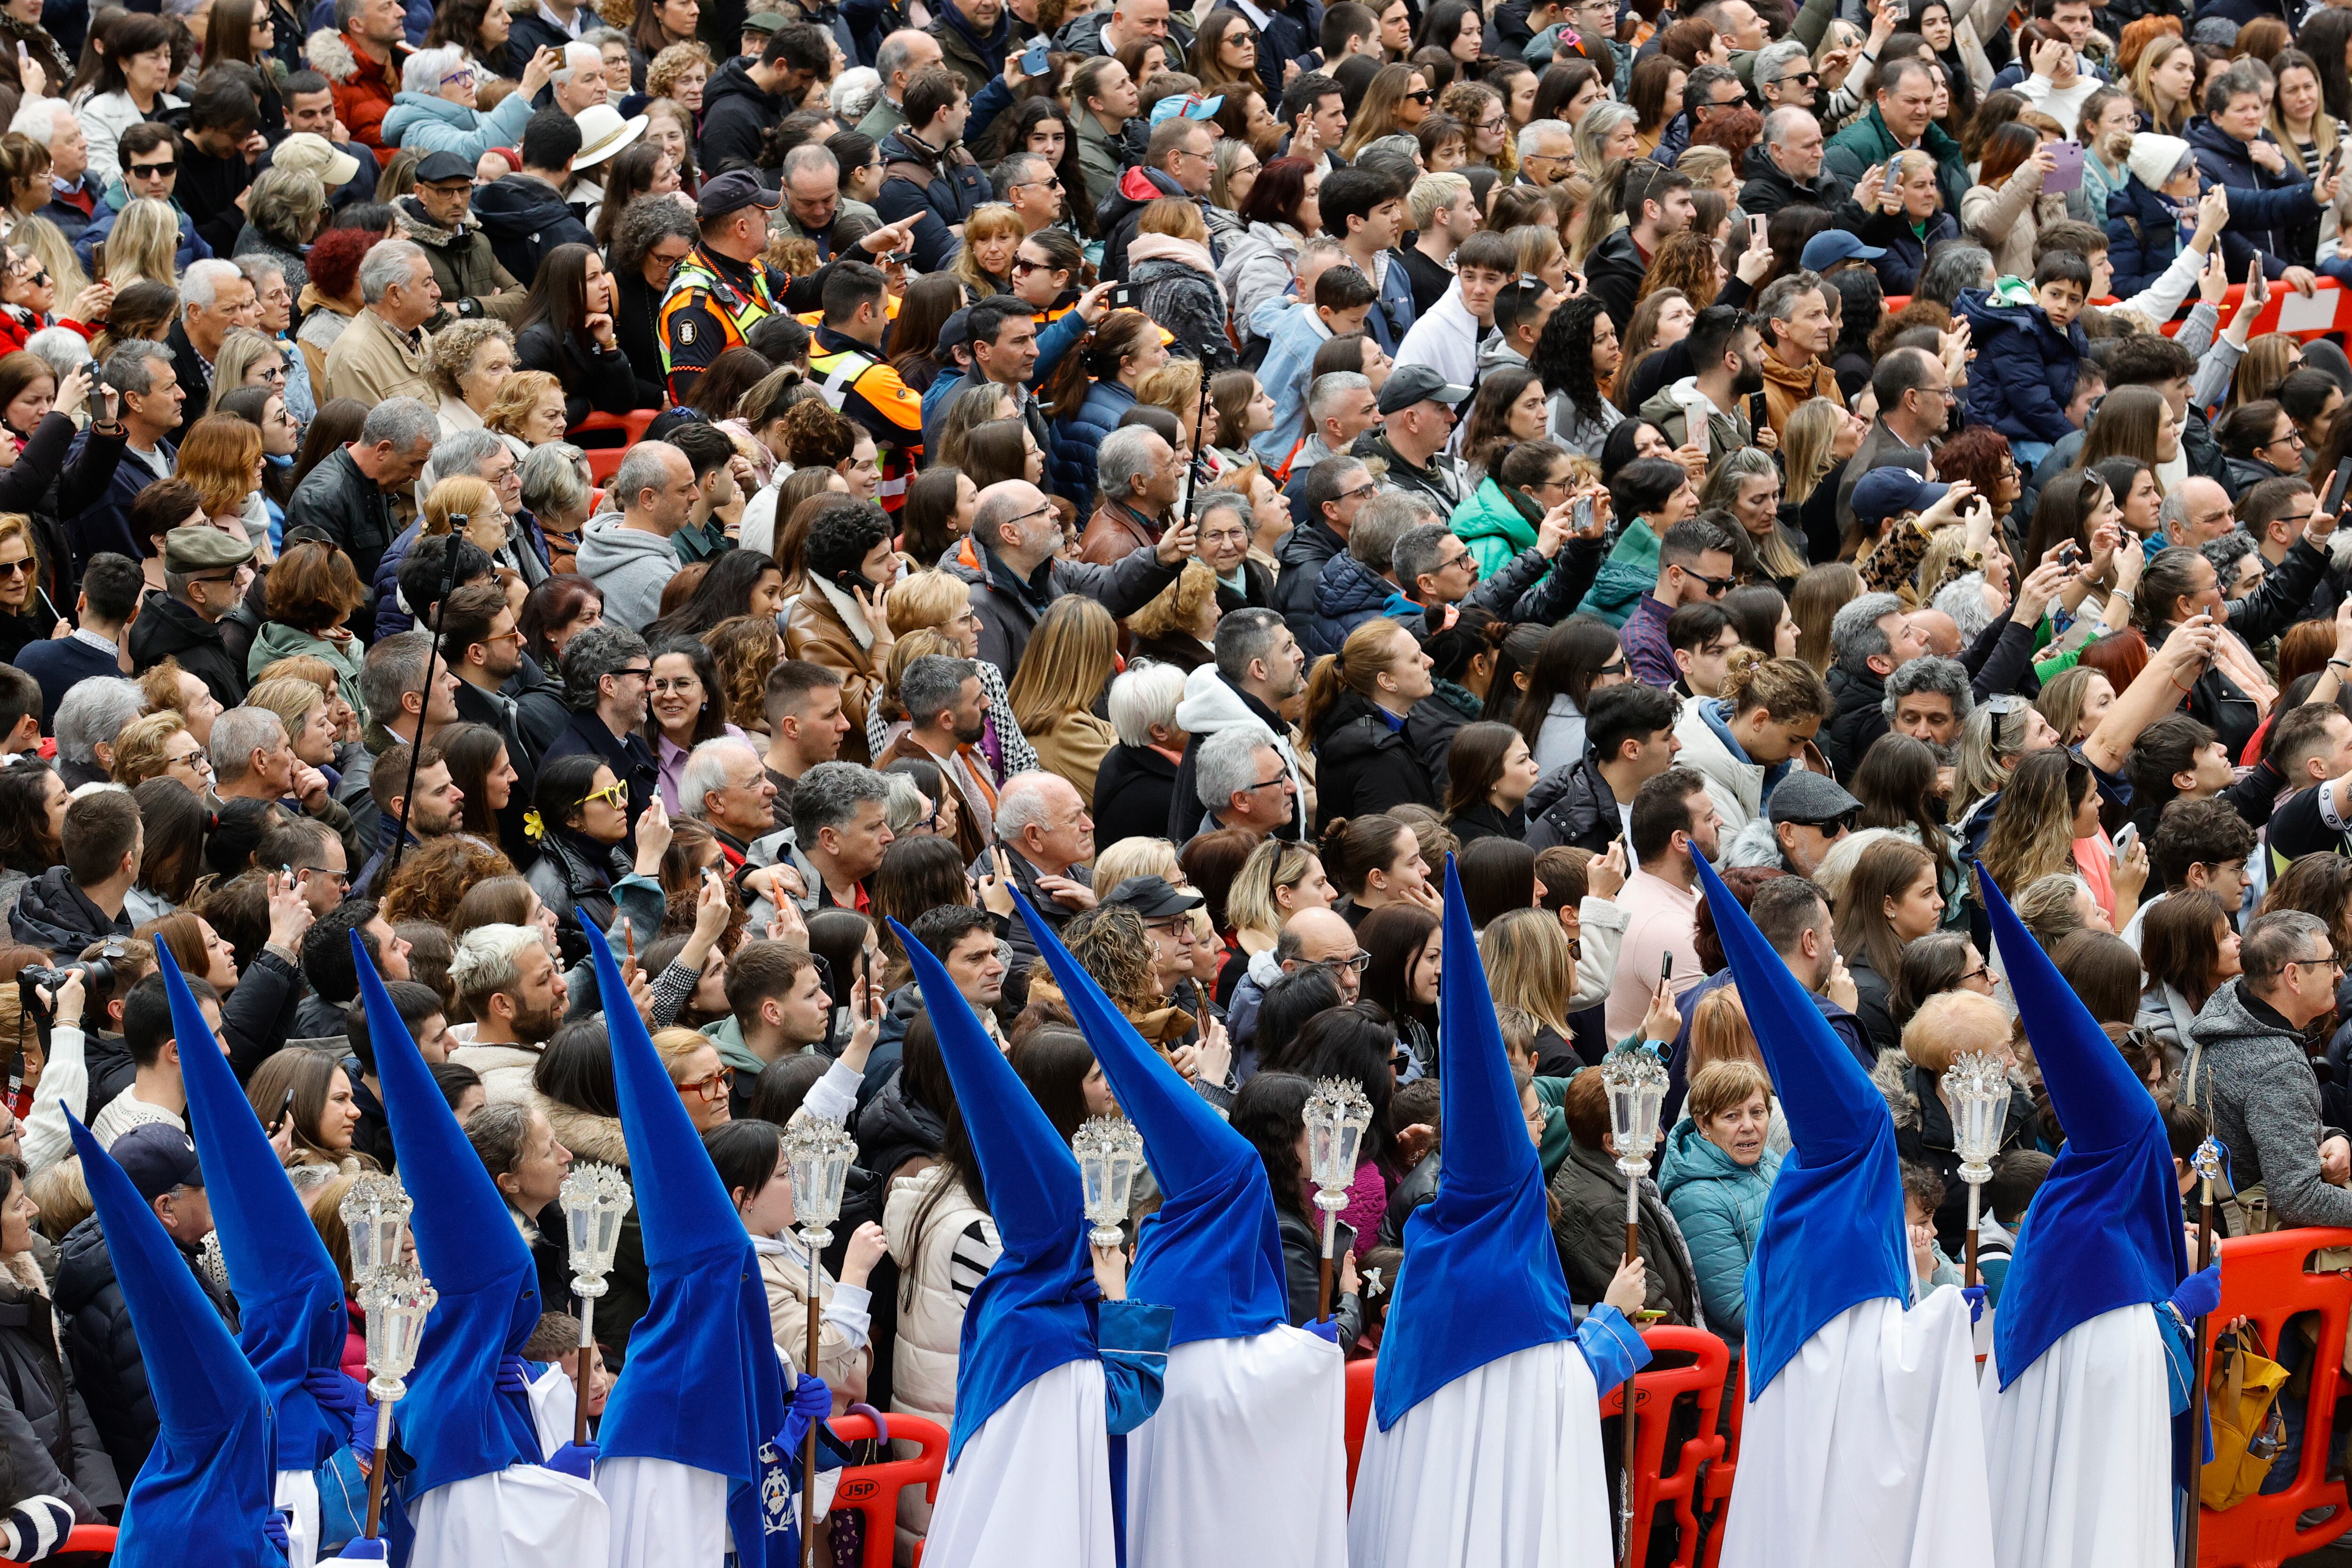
[1303,617,1421,747]
[1040,308,1159,419]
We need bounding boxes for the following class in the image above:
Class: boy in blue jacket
[1957,250,2094,468]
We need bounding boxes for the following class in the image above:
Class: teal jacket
[1582,518,1661,629]
[1658,1115,1781,1343]
[1451,475,1540,581]
[1824,104,1971,220]
[381,87,539,163]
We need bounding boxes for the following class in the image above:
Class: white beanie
[2125,134,2195,194]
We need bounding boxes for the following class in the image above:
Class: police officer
[659,169,918,403]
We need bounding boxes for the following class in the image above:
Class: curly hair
[427,318,516,400]
[1060,902,1163,1012]
[109,711,192,786]
[1639,229,1721,311]
[1529,294,1614,429]
[484,370,564,438]
[703,614,782,731]
[646,39,714,99]
[777,396,857,470]
[303,226,378,303]
[379,835,519,927]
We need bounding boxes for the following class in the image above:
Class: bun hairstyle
[1319,812,1411,896]
[1718,647,1832,719]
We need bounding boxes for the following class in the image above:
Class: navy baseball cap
[1799,231,1886,271]
[112,1124,205,1203]
[1850,468,1950,528]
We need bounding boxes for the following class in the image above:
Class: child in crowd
[1902,1162,1964,1294]
[1957,249,2094,468]
[1973,1149,2054,1308]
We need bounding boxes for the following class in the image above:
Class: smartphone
[2325,456,2352,517]
[1747,390,1767,432]
[2044,139,2085,195]
[275,1087,295,1133]
[859,942,873,1022]
[1660,951,1673,983]
[1571,494,1593,534]
[89,240,103,279]
[2113,821,2140,857]
[2329,144,2344,182]
[2058,540,2082,566]
[1108,281,1140,310]
[1020,36,1050,73]
[1746,212,1766,250]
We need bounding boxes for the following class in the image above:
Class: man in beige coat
[325,236,441,406]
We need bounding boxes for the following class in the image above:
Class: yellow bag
[2202,1322,2290,1512]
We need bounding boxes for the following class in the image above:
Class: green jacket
[1076,111,1128,219]
[1824,104,1970,220]
[247,618,367,730]
[1451,476,1540,580]
[1582,518,1661,629]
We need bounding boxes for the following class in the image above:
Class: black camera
[17,955,118,1027]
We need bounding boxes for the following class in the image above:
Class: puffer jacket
[526,828,632,940]
[2105,172,2263,297]
[1271,517,1345,651]
[1128,247,1235,373]
[875,127,993,276]
[380,84,537,161]
[2183,115,2324,276]
[0,1257,120,1523]
[1548,1138,1701,1324]
[1218,221,1306,344]
[1581,517,1659,630]
[1055,376,1135,512]
[1871,1048,2037,1255]
[1451,475,1539,580]
[1955,285,2087,447]
[1309,550,1425,657]
[1657,1117,1780,1342]
[883,1162,996,1434]
[1524,750,1621,854]
[1307,687,1439,831]
[56,1213,237,1491]
[1858,206,1962,298]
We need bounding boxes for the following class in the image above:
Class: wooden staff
[1620,1181,1641,1568]
[803,1256,821,1568]
[2182,1145,2219,1568]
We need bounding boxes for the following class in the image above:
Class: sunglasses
[127,160,175,178]
[0,558,30,578]
[582,779,630,808]
[1402,88,1434,103]
[1791,810,1857,834]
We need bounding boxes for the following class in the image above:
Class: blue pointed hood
[1980,864,2186,1386]
[589,921,789,1550]
[356,934,544,1495]
[160,943,348,1474]
[890,917,1096,1465]
[1375,856,1579,1428]
[1015,890,1287,1346]
[1693,855,1909,1395]
[66,1112,280,1567]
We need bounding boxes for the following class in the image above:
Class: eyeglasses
[440,67,477,85]
[127,160,175,179]
[1961,963,2004,987]
[296,865,350,887]
[1402,88,1434,103]
[1317,951,1373,973]
[1243,775,1291,793]
[1477,115,1506,131]
[2286,956,2346,976]
[675,1069,730,1103]
[1335,479,1380,503]
[582,778,630,808]
[648,676,702,694]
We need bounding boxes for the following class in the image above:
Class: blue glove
[546,1441,598,1479]
[262,1511,289,1552]
[304,1368,366,1418]
[2170,1264,2222,1322]
[778,1371,833,1457]
[350,1395,378,1466]
[1963,1286,1986,1327]
[1304,1317,1343,1345]
[495,1355,536,1397]
[334,1538,389,1561]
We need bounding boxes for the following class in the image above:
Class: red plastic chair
[1342,1356,1375,1501]
[0,1524,115,1564]
[1598,1327,1733,1568]
[570,410,662,483]
[2194,1227,2352,1568]
[825,1409,948,1568]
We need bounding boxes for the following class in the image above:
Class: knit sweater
[2186,979,2352,1231]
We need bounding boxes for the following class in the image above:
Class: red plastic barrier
[1343,1356,1375,1500]
[1702,1351,1744,1568]
[1598,1327,1733,1568]
[2195,1227,2352,1568]
[825,1409,948,1568]
[2169,280,2350,343]
[0,1524,115,1564]
[570,410,662,483]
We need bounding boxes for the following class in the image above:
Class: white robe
[1344,1338,1612,1568]
[274,1467,318,1568]
[1720,1290,1993,1568]
[1126,1328,1346,1568]
[923,1360,1116,1568]
[406,1463,612,1568]
[599,1457,731,1568]
[1980,1304,2173,1568]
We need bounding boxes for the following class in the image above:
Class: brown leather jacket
[1078,498,1164,567]
[783,585,880,765]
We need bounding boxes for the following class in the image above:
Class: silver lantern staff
[356,1269,435,1541]
[1301,1079,1371,1322]
[782,1115,854,1568]
[1601,1045,1667,1568]
[338,1174,422,1544]
[559,1162,633,1447]
[1072,1114,1147,1251]
[1941,1050,2009,1287]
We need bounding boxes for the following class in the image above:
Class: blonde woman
[210,328,288,409]
[1340,62,1433,160]
[483,368,570,453]
[247,676,343,778]
[421,475,512,565]
[8,215,86,306]
[1781,395,1864,523]
[1124,557,1219,672]
[1226,837,1337,959]
[1004,595,1120,808]
[1090,835,1184,899]
[1480,907,1579,1067]
[255,650,365,747]
[109,711,214,789]
[950,203,1024,298]
[869,569,1037,775]
[101,199,180,290]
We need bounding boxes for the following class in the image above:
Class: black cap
[697,169,782,223]
[414,151,476,184]
[1105,876,1205,919]
[112,1124,205,1202]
